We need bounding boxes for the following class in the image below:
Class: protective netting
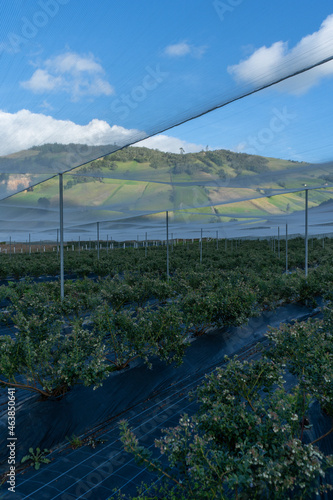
[1,1,333,240]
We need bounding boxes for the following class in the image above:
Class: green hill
[2,144,332,222]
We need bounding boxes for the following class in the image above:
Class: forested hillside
[2,144,331,221]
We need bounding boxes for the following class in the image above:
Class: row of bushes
[1,247,333,398]
[118,307,333,499]
[0,236,331,280]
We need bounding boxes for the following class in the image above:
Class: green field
[3,144,333,223]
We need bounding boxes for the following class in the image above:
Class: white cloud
[228,14,333,94]
[47,52,103,74]
[22,68,63,92]
[39,100,54,111]
[165,42,191,57]
[0,109,203,157]
[21,51,114,99]
[135,134,204,153]
[234,142,247,153]
[0,109,142,156]
[164,41,207,58]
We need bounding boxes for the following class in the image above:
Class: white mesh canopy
[1,0,333,240]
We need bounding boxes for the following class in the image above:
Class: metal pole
[200,228,203,264]
[166,211,169,280]
[59,174,64,300]
[305,189,308,278]
[286,224,288,274]
[29,233,31,254]
[145,231,147,257]
[9,236,11,257]
[278,226,280,258]
[97,221,100,260]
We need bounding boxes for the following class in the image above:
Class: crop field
[5,146,333,231]
[0,238,332,498]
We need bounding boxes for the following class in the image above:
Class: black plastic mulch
[1,302,332,499]
[1,358,206,500]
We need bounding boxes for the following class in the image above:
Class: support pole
[79,235,81,255]
[216,230,218,250]
[166,211,169,280]
[107,234,109,255]
[29,233,31,254]
[200,228,203,264]
[286,224,288,274]
[278,226,280,258]
[9,236,11,257]
[59,174,64,300]
[97,221,100,260]
[305,189,308,278]
[145,231,147,257]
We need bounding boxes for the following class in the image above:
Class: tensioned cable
[47,52,333,173]
[3,52,333,204]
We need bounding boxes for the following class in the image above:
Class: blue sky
[1,0,333,163]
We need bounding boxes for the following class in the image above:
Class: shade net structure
[1,1,333,241]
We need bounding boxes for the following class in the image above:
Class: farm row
[0,237,333,497]
[0,235,330,280]
[119,310,333,499]
[0,237,333,399]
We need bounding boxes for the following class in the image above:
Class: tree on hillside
[38,197,50,209]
